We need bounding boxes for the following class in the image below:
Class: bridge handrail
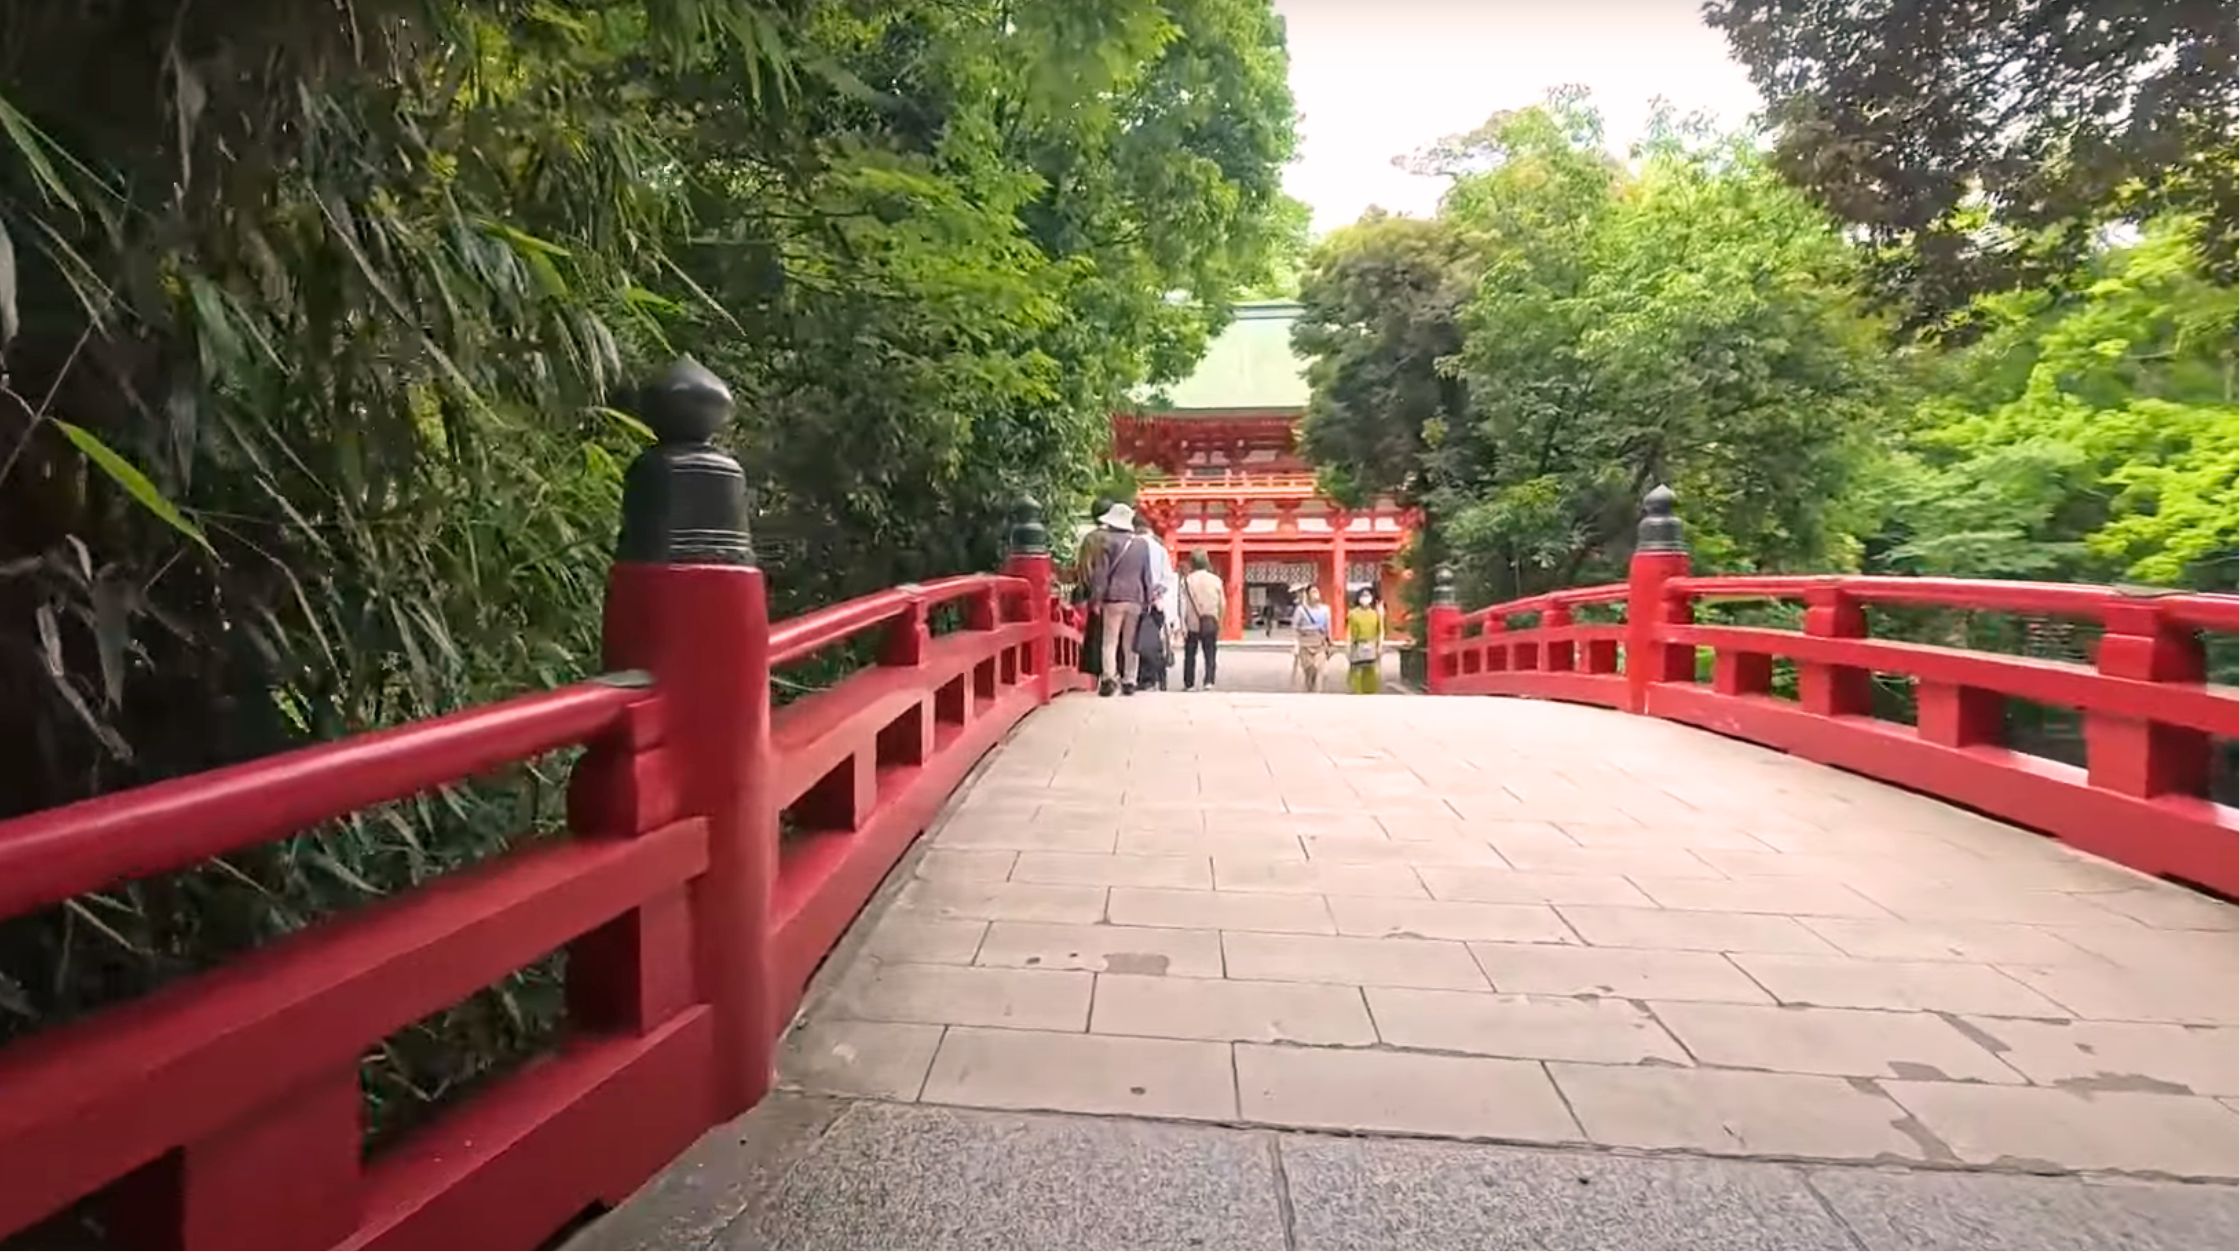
[1668,573,2240,628]
[0,679,643,922]
[0,361,1079,1250]
[1426,488,2240,901]
[1456,582,1629,632]
[768,574,1030,667]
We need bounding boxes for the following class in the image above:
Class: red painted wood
[599,563,773,1119]
[2089,599,2212,800]
[1005,551,1056,701]
[770,686,1042,1016]
[1671,573,2240,631]
[1435,566,2238,896]
[1799,588,1873,716]
[0,545,1081,1251]
[1666,625,2238,736]
[1425,605,1461,692]
[769,575,1025,667]
[1442,670,1628,709]
[569,885,697,1037]
[1918,682,2003,747]
[1626,550,1694,713]
[0,680,637,920]
[1713,650,1773,696]
[103,1071,363,1249]
[346,1009,715,1250]
[0,821,706,1239]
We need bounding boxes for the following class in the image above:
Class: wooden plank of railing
[0,679,642,919]
[0,820,707,1241]
[1666,623,2239,735]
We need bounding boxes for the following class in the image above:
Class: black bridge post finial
[1008,494,1051,557]
[1431,563,1458,608]
[617,357,755,566]
[1637,484,1687,555]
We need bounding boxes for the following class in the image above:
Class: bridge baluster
[1798,587,1872,716]
[2089,598,2210,799]
[1426,564,1460,691]
[1624,485,1694,713]
[1003,495,1057,702]
[594,357,775,1119]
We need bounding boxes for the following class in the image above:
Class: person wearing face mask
[1343,585,1385,694]
[1291,583,1332,691]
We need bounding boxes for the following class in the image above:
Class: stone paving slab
[1468,940,1775,1003]
[1647,999,2026,1083]
[1235,1044,1579,1141]
[1548,1061,1929,1162]
[1369,988,1687,1064]
[920,1027,1237,1120]
[1961,1014,2240,1095]
[1220,929,1489,990]
[1091,973,1376,1045]
[974,919,1225,976]
[1729,951,2071,1016]
[1324,893,1578,942]
[1882,1080,2240,1178]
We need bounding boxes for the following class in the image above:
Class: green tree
[1295,96,1889,606]
[1293,211,1477,507]
[1708,0,2237,328]
[1869,220,2238,591]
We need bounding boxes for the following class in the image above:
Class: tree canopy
[1707,0,2237,329]
[1866,219,2237,590]
[1298,95,1890,605]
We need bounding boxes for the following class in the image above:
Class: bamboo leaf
[0,215,17,350]
[592,404,657,443]
[0,91,82,212]
[53,420,216,555]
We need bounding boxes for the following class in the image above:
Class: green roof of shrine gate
[1150,300,1311,413]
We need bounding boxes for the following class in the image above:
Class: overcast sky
[1273,0,1766,234]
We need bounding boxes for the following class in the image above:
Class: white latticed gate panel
[1243,560,1315,586]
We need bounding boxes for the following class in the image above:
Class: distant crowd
[1068,499,1384,695]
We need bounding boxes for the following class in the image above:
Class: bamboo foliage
[0,0,1298,1138]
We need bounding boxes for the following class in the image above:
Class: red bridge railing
[1426,487,2240,898]
[0,361,1081,1248]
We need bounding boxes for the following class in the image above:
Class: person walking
[1343,585,1385,694]
[1089,502,1154,696]
[1179,549,1224,690]
[1291,583,1333,692]
[1072,497,1118,686]
[1136,521,1177,691]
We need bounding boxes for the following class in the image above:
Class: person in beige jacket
[1179,550,1225,690]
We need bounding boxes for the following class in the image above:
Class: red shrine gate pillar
[1385,559,1411,641]
[1331,526,1349,638]
[1224,542,1246,639]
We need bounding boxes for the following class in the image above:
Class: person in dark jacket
[1073,497,1116,684]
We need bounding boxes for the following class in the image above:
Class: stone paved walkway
[583,691,2240,1249]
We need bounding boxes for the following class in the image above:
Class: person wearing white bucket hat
[1087,501,1155,695]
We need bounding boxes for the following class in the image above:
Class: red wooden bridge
[0,364,2232,1249]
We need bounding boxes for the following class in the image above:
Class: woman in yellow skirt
[1343,587,1383,694]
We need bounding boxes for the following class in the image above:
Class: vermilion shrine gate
[1115,301,1417,640]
